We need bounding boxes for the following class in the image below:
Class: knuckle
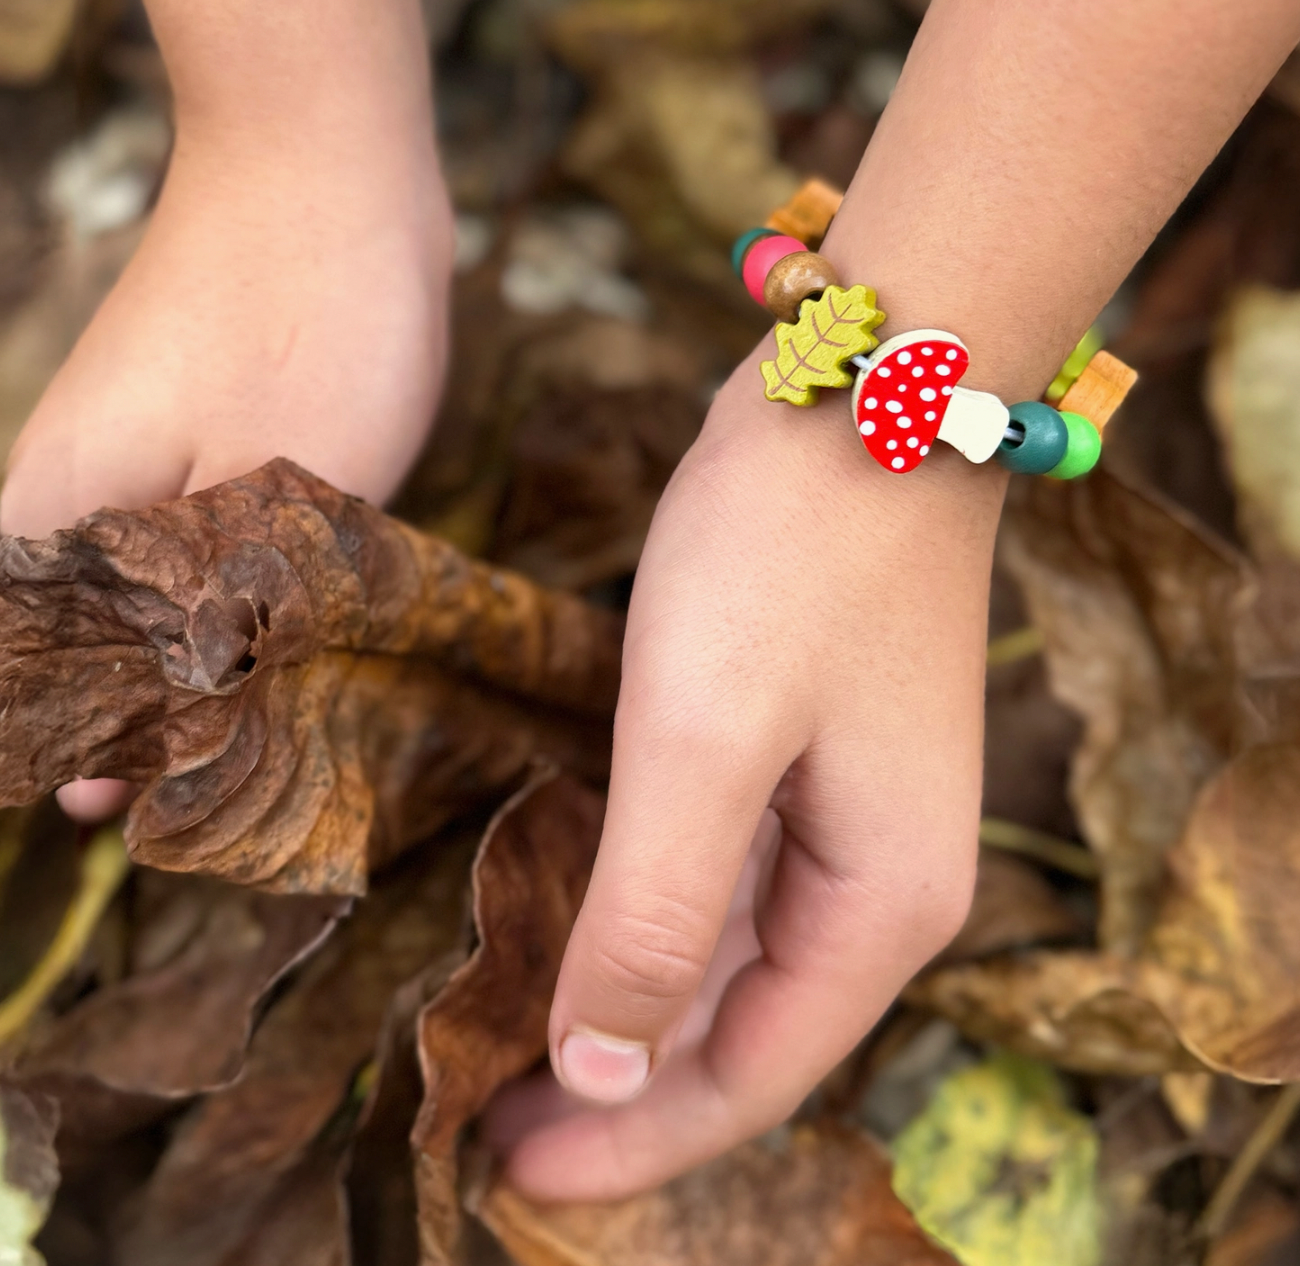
[589,908,714,1006]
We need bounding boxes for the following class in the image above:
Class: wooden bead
[1047,411,1102,480]
[731,227,776,278]
[760,284,885,407]
[765,178,845,247]
[762,251,841,323]
[998,402,1068,475]
[1055,351,1138,431]
[853,330,968,470]
[741,233,805,306]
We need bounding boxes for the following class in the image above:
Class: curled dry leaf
[413,770,605,1266]
[475,1121,958,1266]
[0,459,622,894]
[115,828,476,1266]
[1001,470,1248,954]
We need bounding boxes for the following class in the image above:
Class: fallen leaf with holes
[115,828,476,1266]
[476,1121,958,1266]
[413,770,604,1265]
[892,1054,1102,1266]
[0,460,621,894]
[0,1081,59,1264]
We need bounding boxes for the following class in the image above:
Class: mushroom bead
[763,251,842,324]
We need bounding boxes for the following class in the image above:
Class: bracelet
[733,190,1138,480]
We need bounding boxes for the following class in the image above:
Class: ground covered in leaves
[4,2,1300,1264]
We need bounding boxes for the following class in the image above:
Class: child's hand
[493,351,1003,1199]
[0,0,453,822]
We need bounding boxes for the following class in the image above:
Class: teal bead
[1047,411,1102,480]
[997,402,1069,475]
[731,227,777,278]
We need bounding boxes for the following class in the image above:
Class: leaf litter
[4,4,1300,1266]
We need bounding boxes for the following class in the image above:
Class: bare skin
[3,0,1297,1201]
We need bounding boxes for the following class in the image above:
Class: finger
[547,643,796,1106]
[57,779,138,824]
[514,789,976,1198]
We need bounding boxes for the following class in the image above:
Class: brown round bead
[762,250,841,324]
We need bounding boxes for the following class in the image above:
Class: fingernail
[557,1028,651,1104]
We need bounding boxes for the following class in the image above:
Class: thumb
[548,660,788,1105]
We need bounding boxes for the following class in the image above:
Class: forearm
[824,0,1300,404]
[145,0,439,182]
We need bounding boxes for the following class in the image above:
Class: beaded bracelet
[733,200,1137,480]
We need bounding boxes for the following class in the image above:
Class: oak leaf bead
[763,250,842,324]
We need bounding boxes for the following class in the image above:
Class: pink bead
[742,234,805,306]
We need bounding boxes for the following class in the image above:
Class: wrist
[706,346,1007,548]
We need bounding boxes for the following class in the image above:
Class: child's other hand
[0,107,453,822]
[492,347,1003,1199]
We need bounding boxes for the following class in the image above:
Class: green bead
[731,228,777,277]
[997,402,1069,475]
[1046,411,1102,480]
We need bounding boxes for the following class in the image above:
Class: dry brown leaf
[474,1121,958,1266]
[413,770,604,1266]
[0,460,621,894]
[547,0,840,63]
[938,849,1084,966]
[1001,470,1249,954]
[913,744,1300,1081]
[1207,284,1300,561]
[15,875,345,1164]
[115,829,476,1266]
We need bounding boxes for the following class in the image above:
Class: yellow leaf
[892,1054,1102,1266]
[760,284,884,407]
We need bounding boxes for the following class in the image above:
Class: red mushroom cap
[852,331,970,473]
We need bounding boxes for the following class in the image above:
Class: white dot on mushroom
[898,351,912,365]
[945,349,958,360]
[936,365,951,376]
[886,400,903,413]
[891,457,906,469]
[886,439,898,449]
[920,387,936,401]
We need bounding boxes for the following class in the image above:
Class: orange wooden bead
[763,250,841,323]
[764,178,845,247]
[1055,350,1138,431]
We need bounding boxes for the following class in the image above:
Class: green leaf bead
[1046,411,1102,480]
[997,402,1069,475]
[731,228,777,278]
